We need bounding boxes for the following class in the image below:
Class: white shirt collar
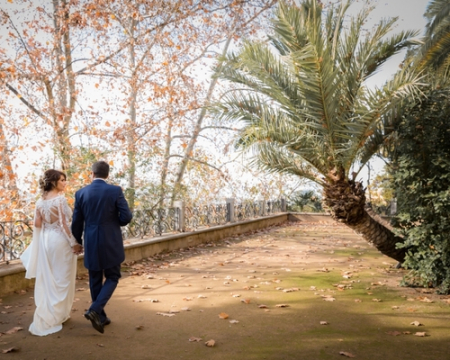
[93,178,107,182]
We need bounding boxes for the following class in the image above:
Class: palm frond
[213,0,423,183]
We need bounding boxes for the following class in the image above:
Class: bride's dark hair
[39,169,66,193]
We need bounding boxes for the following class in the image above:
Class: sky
[347,0,431,182]
[360,0,431,87]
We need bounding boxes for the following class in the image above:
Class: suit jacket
[71,179,133,271]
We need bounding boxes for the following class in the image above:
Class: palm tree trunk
[345,208,406,263]
[323,176,406,263]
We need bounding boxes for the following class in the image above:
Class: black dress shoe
[103,317,111,326]
[84,310,104,334]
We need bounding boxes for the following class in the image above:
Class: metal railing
[185,204,228,231]
[0,220,33,264]
[0,198,286,264]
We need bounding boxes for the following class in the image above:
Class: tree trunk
[125,19,138,212]
[323,175,406,263]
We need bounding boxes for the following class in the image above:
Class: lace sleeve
[57,197,78,247]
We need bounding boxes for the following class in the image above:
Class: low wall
[0,213,298,297]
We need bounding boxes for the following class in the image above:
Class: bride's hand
[72,244,83,255]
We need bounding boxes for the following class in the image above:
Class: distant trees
[287,190,323,213]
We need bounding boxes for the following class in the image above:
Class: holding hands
[72,244,83,255]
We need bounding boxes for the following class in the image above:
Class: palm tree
[417,0,450,75]
[213,0,424,262]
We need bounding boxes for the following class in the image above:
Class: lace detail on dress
[36,196,78,247]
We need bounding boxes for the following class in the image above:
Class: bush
[391,89,450,293]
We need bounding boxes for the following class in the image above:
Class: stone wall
[0,213,300,297]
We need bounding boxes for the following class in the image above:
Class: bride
[21,169,83,336]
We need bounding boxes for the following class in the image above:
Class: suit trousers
[88,265,121,322]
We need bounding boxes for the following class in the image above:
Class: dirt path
[1,220,450,360]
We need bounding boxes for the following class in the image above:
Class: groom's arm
[116,187,133,226]
[71,191,85,244]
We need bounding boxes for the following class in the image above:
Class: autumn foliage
[0,0,278,219]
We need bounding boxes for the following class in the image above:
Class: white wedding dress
[20,195,78,336]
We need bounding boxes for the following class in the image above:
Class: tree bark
[323,174,406,263]
[344,208,406,263]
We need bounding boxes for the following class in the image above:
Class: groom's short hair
[92,161,110,179]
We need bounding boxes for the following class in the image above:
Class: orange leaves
[205,340,215,347]
[218,312,229,319]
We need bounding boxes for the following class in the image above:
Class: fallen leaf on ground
[5,327,22,335]
[156,312,175,317]
[322,296,336,302]
[96,344,104,347]
[320,321,328,325]
[354,299,361,303]
[258,304,268,309]
[339,351,355,358]
[232,294,241,298]
[275,304,289,308]
[205,339,215,347]
[2,347,19,353]
[141,285,152,289]
[372,299,382,302]
[135,325,144,330]
[183,297,193,301]
[189,337,202,342]
[229,320,239,324]
[219,312,229,319]
[410,321,423,326]
[241,299,251,304]
[181,307,190,311]
[198,295,207,299]
[317,268,329,272]
[386,331,402,336]
[283,288,299,293]
[419,297,433,303]
[414,332,427,337]
[391,306,400,309]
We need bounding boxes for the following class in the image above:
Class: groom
[71,161,133,334]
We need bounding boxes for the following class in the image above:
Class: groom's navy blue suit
[71,178,132,324]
